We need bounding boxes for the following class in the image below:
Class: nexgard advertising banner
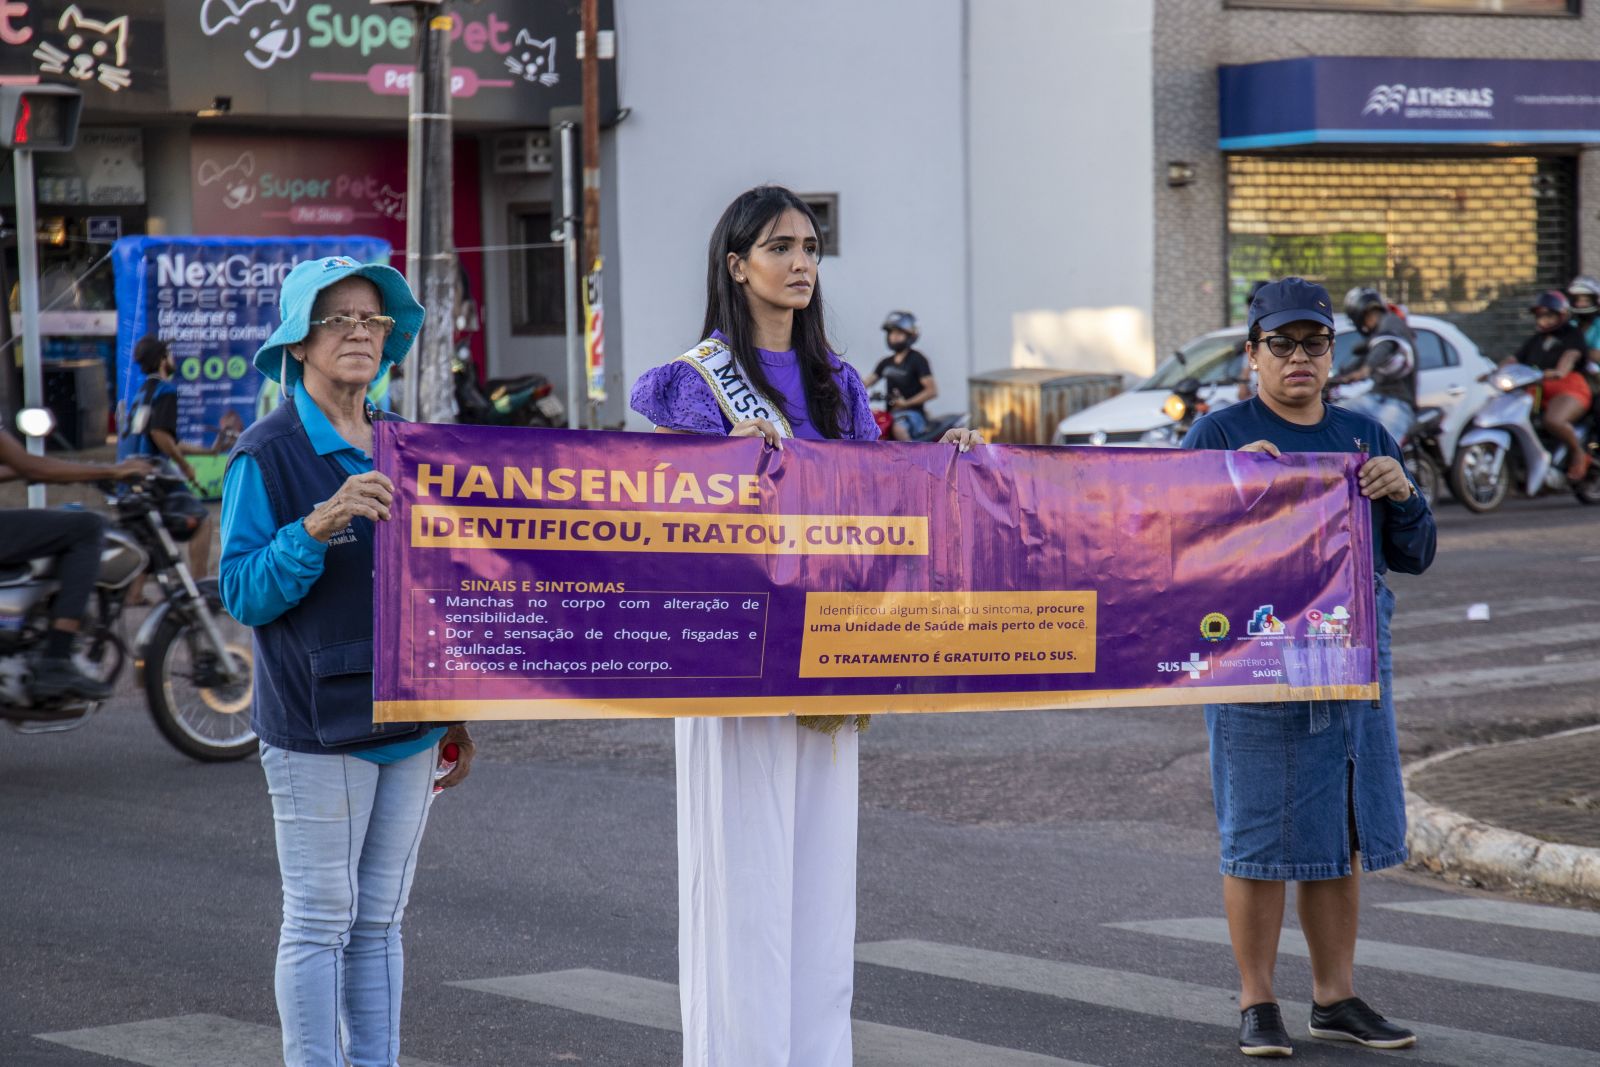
[112,235,391,493]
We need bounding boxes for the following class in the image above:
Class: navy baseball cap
[1247,277,1336,334]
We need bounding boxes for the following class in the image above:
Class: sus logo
[506,31,559,87]
[197,152,258,210]
[201,0,301,71]
[34,5,132,92]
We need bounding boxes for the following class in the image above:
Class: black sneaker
[1239,1002,1294,1057]
[28,657,113,702]
[1309,997,1417,1049]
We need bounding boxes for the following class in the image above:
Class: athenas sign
[167,0,617,123]
[1219,56,1600,149]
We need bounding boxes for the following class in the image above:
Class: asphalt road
[2,494,1597,1066]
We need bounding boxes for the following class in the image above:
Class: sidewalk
[1405,724,1600,905]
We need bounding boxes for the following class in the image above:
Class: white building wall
[612,0,969,428]
[967,0,1156,380]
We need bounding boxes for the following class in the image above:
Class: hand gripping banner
[372,424,1378,722]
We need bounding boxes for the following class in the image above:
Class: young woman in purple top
[631,186,979,1067]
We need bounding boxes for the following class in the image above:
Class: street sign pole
[0,83,82,507]
[559,121,581,431]
[14,148,43,507]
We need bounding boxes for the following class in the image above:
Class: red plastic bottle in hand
[432,741,460,798]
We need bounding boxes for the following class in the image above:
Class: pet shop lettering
[304,3,511,58]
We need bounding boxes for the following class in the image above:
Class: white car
[1055,315,1495,462]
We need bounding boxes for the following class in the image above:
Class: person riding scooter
[0,414,153,702]
[864,310,939,441]
[1567,275,1600,365]
[1509,291,1592,483]
[1333,287,1417,445]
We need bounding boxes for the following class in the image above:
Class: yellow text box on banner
[800,590,1097,677]
[411,505,930,556]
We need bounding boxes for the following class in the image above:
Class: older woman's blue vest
[229,398,424,755]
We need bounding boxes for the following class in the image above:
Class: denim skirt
[1204,579,1408,881]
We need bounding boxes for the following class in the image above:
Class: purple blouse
[630,336,878,443]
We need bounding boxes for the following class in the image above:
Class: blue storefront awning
[1219,56,1600,150]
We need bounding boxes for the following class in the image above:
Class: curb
[1403,724,1600,904]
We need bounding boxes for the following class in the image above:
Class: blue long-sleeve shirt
[221,389,442,763]
[1181,397,1436,576]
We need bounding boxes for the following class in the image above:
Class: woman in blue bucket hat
[220,256,476,1067]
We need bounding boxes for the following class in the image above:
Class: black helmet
[881,310,919,341]
[1343,286,1386,325]
[1531,290,1571,315]
[1566,275,1600,317]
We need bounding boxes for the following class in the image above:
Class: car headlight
[1089,430,1108,447]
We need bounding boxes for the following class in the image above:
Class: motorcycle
[1449,363,1600,513]
[1,411,256,760]
[1138,376,1208,447]
[870,392,969,442]
[452,346,565,428]
[1401,406,1447,510]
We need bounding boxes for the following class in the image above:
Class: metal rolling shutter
[1226,154,1577,358]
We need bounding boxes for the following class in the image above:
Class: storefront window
[1227,154,1577,358]
[1226,1,1575,12]
[509,205,565,336]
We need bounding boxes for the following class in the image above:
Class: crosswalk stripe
[855,940,1597,1067]
[1392,659,1600,701]
[1392,596,1598,632]
[1379,899,1600,938]
[450,967,1096,1067]
[1108,917,1599,1004]
[1394,621,1600,664]
[35,1013,448,1067]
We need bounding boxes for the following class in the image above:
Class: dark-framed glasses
[309,314,396,336]
[1258,333,1334,358]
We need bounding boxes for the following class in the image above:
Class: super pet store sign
[197,0,565,101]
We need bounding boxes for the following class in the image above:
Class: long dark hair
[701,185,847,439]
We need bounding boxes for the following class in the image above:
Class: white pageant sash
[674,338,794,438]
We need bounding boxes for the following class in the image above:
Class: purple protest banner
[372,424,1377,722]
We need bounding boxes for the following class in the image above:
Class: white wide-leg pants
[676,715,859,1067]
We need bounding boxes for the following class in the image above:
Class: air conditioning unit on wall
[493,131,553,176]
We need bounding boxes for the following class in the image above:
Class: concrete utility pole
[398,0,455,424]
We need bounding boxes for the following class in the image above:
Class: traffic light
[0,85,82,152]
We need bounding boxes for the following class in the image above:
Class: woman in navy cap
[221,256,476,1067]
[1182,277,1435,1060]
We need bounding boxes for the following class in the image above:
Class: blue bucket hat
[1247,277,1336,334]
[253,256,425,387]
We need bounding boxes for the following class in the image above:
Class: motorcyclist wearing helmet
[1511,290,1592,482]
[1566,275,1600,356]
[0,418,154,702]
[1332,287,1418,445]
[863,310,938,441]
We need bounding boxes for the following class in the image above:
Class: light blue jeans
[260,742,435,1067]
